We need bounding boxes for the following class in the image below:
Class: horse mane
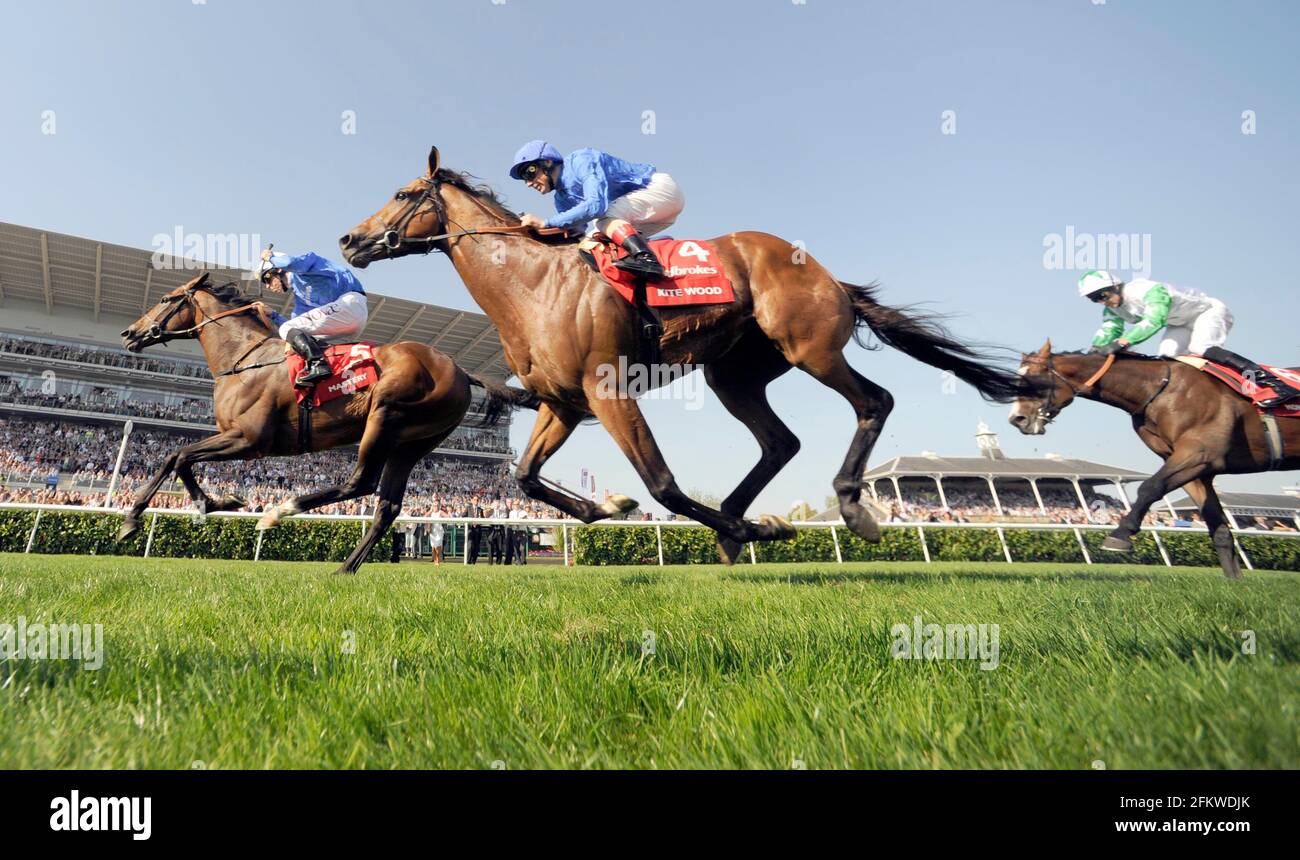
[204,280,262,309]
[1053,349,1167,362]
[434,169,520,223]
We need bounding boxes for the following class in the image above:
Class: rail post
[24,509,42,553]
[143,513,159,558]
[996,526,1013,564]
[830,525,843,563]
[1073,527,1092,564]
[917,525,931,564]
[655,523,664,566]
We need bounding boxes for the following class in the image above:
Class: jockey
[260,249,368,387]
[1080,270,1298,407]
[509,139,684,280]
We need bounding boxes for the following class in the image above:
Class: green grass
[0,553,1297,769]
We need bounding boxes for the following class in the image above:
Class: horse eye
[395,191,409,201]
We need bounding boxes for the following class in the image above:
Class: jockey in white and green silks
[1079,270,1298,407]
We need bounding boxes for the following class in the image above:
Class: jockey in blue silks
[259,249,368,387]
[508,140,685,280]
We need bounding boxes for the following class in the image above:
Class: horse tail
[839,280,1033,403]
[467,374,542,426]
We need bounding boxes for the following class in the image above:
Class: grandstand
[0,221,558,520]
[851,421,1150,526]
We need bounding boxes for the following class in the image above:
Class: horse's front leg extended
[1102,449,1209,552]
[118,430,256,541]
[584,388,794,545]
[514,402,638,522]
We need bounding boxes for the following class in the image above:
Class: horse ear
[194,272,211,289]
[427,146,441,177]
[1038,339,1052,358]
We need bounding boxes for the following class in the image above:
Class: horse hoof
[117,521,139,542]
[716,536,743,566]
[598,494,638,517]
[1100,536,1132,552]
[844,506,882,543]
[758,514,797,541]
[332,566,356,576]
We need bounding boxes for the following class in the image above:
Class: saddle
[1175,355,1300,416]
[285,342,381,406]
[582,237,736,365]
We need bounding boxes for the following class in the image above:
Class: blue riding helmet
[509,139,565,179]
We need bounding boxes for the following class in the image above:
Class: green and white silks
[1091,278,1233,357]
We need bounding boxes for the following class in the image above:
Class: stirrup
[614,252,665,280]
[295,362,330,388]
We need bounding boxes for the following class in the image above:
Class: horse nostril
[339,233,353,248]
[1009,413,1027,427]
[120,329,131,337]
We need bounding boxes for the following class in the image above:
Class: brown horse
[340,146,1033,564]
[1008,341,1300,579]
[117,271,527,574]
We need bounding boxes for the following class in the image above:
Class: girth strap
[1260,411,1285,470]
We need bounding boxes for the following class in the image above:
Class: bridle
[373,173,570,256]
[1028,351,1169,425]
[136,283,275,347]
[1027,353,1116,426]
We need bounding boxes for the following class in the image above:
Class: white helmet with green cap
[1077,270,1121,298]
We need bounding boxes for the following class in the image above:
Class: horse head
[339,146,450,268]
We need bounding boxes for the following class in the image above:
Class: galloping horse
[1009,341,1300,579]
[117,271,526,574]
[340,146,1034,563]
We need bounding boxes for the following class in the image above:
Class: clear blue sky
[4,0,1298,514]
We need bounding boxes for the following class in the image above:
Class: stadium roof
[0,221,511,379]
[1168,492,1300,517]
[863,454,1148,483]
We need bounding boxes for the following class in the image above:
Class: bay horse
[340,146,1034,564]
[117,271,528,574]
[1008,341,1300,579]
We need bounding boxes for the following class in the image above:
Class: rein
[1037,352,1171,424]
[140,285,282,376]
[377,174,570,255]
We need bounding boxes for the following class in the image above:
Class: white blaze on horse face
[1008,364,1044,433]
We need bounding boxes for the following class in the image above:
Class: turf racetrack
[1,553,1296,769]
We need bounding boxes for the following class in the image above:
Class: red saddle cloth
[286,342,381,407]
[591,238,735,307]
[1183,356,1300,416]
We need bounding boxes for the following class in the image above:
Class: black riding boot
[286,329,331,388]
[1204,346,1300,407]
[612,231,665,280]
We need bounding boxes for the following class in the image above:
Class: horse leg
[514,402,638,522]
[704,342,798,564]
[584,390,794,544]
[794,350,894,542]
[257,407,395,529]
[118,429,256,540]
[1184,478,1242,580]
[1102,446,1210,551]
[335,439,432,575]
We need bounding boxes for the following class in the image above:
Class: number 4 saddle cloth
[587,238,736,307]
[285,342,381,407]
